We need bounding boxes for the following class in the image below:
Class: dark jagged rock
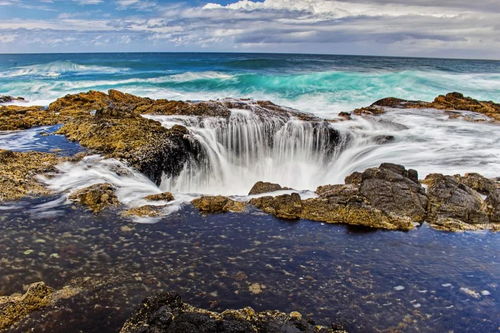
[120,292,343,333]
[192,196,246,214]
[248,181,290,195]
[424,174,489,231]
[359,163,427,222]
[0,95,25,104]
[352,92,500,122]
[454,173,497,196]
[69,183,120,213]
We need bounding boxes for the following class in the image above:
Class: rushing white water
[144,107,500,196]
[144,110,348,195]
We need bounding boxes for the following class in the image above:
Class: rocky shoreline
[0,281,345,332]
[0,90,499,232]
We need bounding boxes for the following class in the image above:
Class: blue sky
[0,0,499,59]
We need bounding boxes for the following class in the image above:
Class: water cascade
[147,109,350,195]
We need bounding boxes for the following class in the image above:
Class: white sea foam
[0,60,128,78]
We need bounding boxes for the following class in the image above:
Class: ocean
[1,53,499,116]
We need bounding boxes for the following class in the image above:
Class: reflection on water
[0,197,498,332]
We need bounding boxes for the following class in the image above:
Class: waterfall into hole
[147,110,349,195]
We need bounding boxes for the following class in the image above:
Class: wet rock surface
[144,192,175,202]
[0,281,79,331]
[68,183,120,213]
[0,149,64,202]
[248,181,291,195]
[0,95,25,104]
[122,205,166,218]
[247,164,499,232]
[192,196,246,214]
[423,174,495,231]
[352,92,500,122]
[120,292,343,333]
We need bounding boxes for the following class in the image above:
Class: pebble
[459,287,480,299]
[480,290,491,296]
[441,283,452,287]
[394,285,405,291]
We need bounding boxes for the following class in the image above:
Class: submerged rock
[122,205,166,218]
[248,181,290,195]
[0,282,79,331]
[0,150,64,202]
[192,196,246,214]
[144,192,175,202]
[120,292,343,333]
[69,183,120,213]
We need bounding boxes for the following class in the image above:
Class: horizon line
[0,51,498,62]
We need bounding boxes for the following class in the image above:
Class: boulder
[0,150,64,202]
[120,292,343,333]
[248,181,290,195]
[69,183,120,213]
[144,192,175,202]
[301,198,414,231]
[122,205,165,218]
[424,174,489,229]
[250,193,303,219]
[484,188,500,223]
[192,196,246,214]
[358,163,427,222]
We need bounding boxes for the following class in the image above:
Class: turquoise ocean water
[0,53,499,116]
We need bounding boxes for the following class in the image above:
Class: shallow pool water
[0,198,498,332]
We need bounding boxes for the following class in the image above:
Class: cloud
[0,0,498,58]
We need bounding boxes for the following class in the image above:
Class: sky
[0,0,499,59]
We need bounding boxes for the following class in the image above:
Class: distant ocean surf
[0,53,499,116]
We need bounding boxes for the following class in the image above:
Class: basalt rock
[57,109,202,185]
[352,92,500,122]
[0,95,25,103]
[69,183,120,213]
[120,292,343,333]
[248,181,290,195]
[423,174,490,231]
[192,196,246,214]
[0,150,64,202]
[454,173,497,196]
[358,163,427,222]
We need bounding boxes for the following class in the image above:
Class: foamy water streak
[145,107,500,196]
[148,110,348,195]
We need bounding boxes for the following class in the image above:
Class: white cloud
[74,0,103,4]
